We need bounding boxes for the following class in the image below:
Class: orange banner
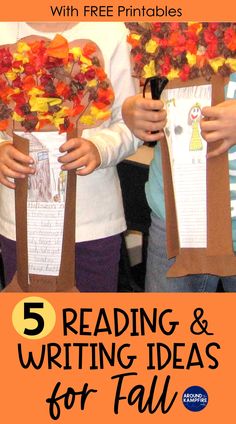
[0,293,235,423]
[1,0,236,21]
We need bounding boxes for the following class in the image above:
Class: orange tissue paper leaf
[22,75,35,91]
[197,54,207,68]
[95,67,107,81]
[36,118,53,130]
[0,120,9,130]
[92,101,108,110]
[46,34,69,59]
[83,42,97,57]
[67,104,85,117]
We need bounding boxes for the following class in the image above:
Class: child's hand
[201,100,236,158]
[58,137,101,175]
[0,142,35,189]
[122,94,167,142]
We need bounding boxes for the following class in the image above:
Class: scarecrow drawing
[189,102,203,151]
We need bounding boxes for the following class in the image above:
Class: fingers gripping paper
[161,76,236,277]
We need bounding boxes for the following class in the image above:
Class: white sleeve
[0,132,11,142]
[88,29,142,168]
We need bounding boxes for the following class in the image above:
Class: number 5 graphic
[24,302,45,336]
[12,297,56,339]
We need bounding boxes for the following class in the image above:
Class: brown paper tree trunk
[1,34,114,292]
[161,75,236,277]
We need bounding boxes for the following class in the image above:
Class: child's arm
[0,141,35,189]
[201,100,236,158]
[122,94,167,143]
[59,25,144,173]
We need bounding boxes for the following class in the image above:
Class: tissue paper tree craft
[127,22,236,277]
[0,34,114,292]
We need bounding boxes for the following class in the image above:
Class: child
[0,22,141,292]
[122,95,236,292]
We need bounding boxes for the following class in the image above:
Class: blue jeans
[145,213,236,292]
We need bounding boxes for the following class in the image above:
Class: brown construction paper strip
[160,134,179,258]
[160,75,236,277]
[13,133,29,291]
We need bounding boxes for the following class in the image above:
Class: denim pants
[145,213,236,292]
